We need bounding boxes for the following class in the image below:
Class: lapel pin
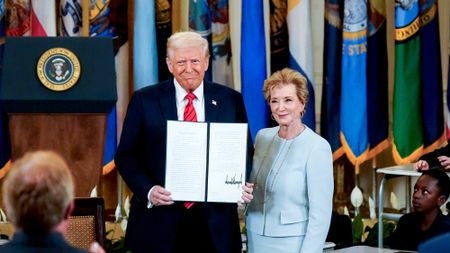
[212,100,217,106]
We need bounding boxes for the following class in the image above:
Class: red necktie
[183,92,197,122]
[184,92,196,209]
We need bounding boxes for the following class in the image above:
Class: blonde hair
[263,68,309,106]
[166,31,209,59]
[2,151,74,234]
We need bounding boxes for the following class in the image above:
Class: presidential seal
[36,47,81,91]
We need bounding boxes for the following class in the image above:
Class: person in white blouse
[246,68,334,253]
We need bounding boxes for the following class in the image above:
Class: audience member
[245,68,333,253]
[0,151,104,253]
[388,169,450,251]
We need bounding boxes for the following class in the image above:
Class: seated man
[387,169,450,251]
[0,151,103,253]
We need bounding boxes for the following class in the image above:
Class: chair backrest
[326,211,353,249]
[65,197,105,250]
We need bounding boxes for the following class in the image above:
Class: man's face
[166,46,209,92]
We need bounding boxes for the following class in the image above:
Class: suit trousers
[171,203,217,253]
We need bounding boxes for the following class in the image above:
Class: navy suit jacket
[115,79,253,253]
[0,232,88,253]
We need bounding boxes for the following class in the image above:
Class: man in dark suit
[0,151,104,253]
[115,31,254,253]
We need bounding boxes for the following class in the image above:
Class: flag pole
[82,0,89,37]
[372,157,377,209]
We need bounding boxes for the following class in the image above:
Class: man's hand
[150,186,174,206]
[413,160,429,171]
[438,156,450,170]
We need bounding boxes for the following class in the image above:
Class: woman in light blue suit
[246,68,334,253]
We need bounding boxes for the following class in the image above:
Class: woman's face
[412,175,444,213]
[269,84,305,128]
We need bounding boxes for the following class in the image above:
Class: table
[376,164,450,248]
[326,245,415,253]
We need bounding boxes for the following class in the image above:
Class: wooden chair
[65,197,105,250]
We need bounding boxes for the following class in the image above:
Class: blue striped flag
[189,0,212,81]
[366,0,389,159]
[419,0,444,152]
[241,0,268,141]
[134,0,159,89]
[321,0,344,160]
[340,0,369,169]
[287,0,315,130]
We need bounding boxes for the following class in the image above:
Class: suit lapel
[158,79,178,121]
[204,81,220,122]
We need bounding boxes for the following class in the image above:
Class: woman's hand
[238,182,254,207]
[413,160,429,171]
[438,156,450,170]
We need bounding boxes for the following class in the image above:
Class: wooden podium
[0,37,117,197]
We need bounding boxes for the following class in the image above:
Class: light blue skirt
[247,230,304,253]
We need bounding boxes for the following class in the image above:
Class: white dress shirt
[174,79,205,122]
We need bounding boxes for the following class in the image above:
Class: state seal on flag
[343,0,367,35]
[36,47,81,91]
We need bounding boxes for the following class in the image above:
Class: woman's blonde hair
[263,68,309,106]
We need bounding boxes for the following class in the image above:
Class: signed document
[165,121,247,203]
